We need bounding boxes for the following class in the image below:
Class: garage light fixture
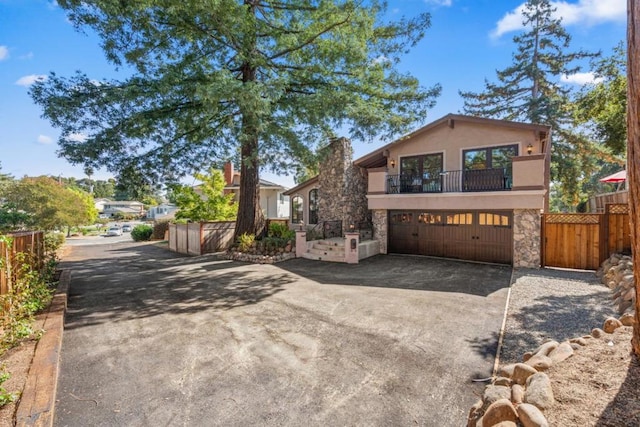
[527,143,533,155]
[389,158,396,168]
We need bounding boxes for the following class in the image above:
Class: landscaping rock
[548,341,574,363]
[591,328,604,338]
[481,399,518,427]
[497,364,516,378]
[511,384,524,405]
[531,340,559,357]
[483,385,511,405]
[493,377,512,387]
[603,317,623,333]
[524,373,554,410]
[522,351,533,362]
[525,354,552,371]
[569,337,587,346]
[620,312,635,326]
[517,403,549,427]
[512,363,538,385]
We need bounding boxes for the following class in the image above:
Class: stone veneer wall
[372,209,387,254]
[317,137,369,232]
[513,209,541,268]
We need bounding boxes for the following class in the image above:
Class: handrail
[386,168,511,194]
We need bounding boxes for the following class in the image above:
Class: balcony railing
[386,168,512,194]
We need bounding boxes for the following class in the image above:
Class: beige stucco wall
[512,155,546,189]
[367,190,546,211]
[368,169,387,193]
[385,120,545,176]
[287,181,319,225]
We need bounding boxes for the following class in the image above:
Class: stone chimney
[223,161,233,185]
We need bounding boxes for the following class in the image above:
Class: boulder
[548,341,574,363]
[481,399,518,427]
[591,328,604,338]
[525,354,553,371]
[497,364,516,378]
[525,373,555,410]
[467,399,483,427]
[511,384,524,405]
[569,337,588,346]
[531,340,559,357]
[483,385,511,405]
[517,403,549,427]
[493,377,512,387]
[620,312,636,326]
[512,363,538,385]
[603,317,623,333]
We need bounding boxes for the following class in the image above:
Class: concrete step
[301,252,345,263]
[308,246,345,256]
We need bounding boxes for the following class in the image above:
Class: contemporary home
[147,203,178,220]
[100,200,146,218]
[286,114,552,267]
[220,162,290,219]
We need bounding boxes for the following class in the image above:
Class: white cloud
[37,135,53,145]
[425,0,453,6]
[0,46,8,61]
[19,52,34,60]
[491,0,626,39]
[15,74,48,86]
[561,72,604,85]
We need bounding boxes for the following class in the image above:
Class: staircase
[301,238,345,262]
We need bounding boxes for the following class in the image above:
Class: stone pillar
[295,230,307,258]
[513,209,541,268]
[344,232,360,264]
[372,209,387,254]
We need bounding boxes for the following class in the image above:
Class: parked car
[106,226,123,237]
[121,224,132,232]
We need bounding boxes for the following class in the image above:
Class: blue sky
[0,0,627,188]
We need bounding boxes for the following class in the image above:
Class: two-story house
[286,114,551,268]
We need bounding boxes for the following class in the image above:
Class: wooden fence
[588,190,628,213]
[0,231,45,295]
[168,222,235,256]
[542,203,631,270]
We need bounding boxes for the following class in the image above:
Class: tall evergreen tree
[460,0,597,209]
[31,0,440,238]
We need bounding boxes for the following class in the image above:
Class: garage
[388,210,513,264]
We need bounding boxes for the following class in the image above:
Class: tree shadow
[60,243,294,330]
[279,255,512,297]
[595,356,640,426]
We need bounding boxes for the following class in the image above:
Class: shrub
[152,219,171,240]
[268,222,295,240]
[131,224,153,241]
[44,232,65,255]
[236,233,255,252]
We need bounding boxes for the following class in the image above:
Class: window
[399,153,443,192]
[308,189,319,224]
[291,196,303,224]
[479,212,510,227]
[463,145,518,190]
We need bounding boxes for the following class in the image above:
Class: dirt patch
[544,326,640,427]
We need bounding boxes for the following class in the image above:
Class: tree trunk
[628,0,640,356]
[234,132,265,240]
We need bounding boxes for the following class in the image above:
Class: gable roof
[353,113,552,169]
[223,178,288,190]
[283,176,319,196]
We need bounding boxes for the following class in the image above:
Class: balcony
[386,168,512,194]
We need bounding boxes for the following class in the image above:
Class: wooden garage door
[389,210,513,264]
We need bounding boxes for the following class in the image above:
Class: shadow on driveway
[279,254,512,297]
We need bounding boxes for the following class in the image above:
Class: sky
[0,0,627,188]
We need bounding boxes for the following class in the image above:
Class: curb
[15,269,70,427]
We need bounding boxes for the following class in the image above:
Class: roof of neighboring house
[104,200,144,206]
[223,178,288,191]
[354,113,552,169]
[283,176,319,196]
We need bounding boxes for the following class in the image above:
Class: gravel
[499,267,616,364]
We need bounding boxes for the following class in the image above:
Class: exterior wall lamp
[527,143,533,155]
[389,158,396,168]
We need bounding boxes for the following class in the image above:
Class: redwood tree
[628,0,640,356]
[31,0,440,239]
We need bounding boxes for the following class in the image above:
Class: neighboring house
[286,114,552,268]
[219,162,290,219]
[101,200,145,217]
[147,204,178,220]
[94,198,111,216]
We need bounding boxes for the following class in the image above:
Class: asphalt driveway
[55,241,511,426]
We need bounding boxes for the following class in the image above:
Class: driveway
[55,242,511,426]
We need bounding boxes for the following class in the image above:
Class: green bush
[44,232,65,255]
[131,224,153,241]
[152,219,171,240]
[236,233,255,252]
[268,222,295,240]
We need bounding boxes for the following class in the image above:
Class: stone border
[15,269,70,427]
[226,251,296,264]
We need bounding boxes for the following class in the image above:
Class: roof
[353,114,553,169]
[104,200,144,206]
[283,176,319,196]
[223,178,288,190]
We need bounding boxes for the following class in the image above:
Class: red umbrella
[599,170,627,183]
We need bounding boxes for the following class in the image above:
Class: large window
[308,189,319,224]
[291,195,303,224]
[463,144,518,190]
[399,153,443,192]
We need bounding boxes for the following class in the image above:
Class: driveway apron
[55,241,510,426]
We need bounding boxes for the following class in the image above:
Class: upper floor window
[291,195,303,224]
[400,153,443,192]
[308,189,319,224]
[463,144,518,190]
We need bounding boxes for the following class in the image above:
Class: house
[101,200,145,218]
[147,203,178,220]
[94,198,110,216]
[221,162,290,219]
[285,114,552,267]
